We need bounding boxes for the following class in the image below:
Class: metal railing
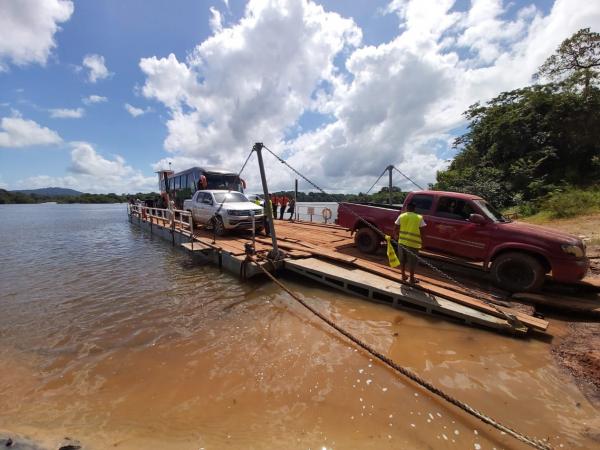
[292,203,337,224]
[128,203,195,248]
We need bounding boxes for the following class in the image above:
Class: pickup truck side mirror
[469,213,486,225]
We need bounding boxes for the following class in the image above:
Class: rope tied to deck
[259,144,523,329]
[250,257,551,450]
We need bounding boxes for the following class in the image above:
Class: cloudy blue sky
[0,0,598,194]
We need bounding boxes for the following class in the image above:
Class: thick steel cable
[251,258,551,450]
[365,168,389,195]
[392,165,425,191]
[260,145,521,327]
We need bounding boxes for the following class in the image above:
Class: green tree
[535,28,600,97]
[434,83,600,208]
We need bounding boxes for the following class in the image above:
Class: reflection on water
[0,204,598,449]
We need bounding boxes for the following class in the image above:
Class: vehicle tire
[355,227,380,254]
[212,216,226,236]
[490,252,545,292]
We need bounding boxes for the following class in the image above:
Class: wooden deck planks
[139,214,548,332]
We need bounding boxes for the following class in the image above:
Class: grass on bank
[505,187,600,221]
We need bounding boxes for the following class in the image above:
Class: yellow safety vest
[398,212,423,249]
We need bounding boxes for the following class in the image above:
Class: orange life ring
[322,207,332,220]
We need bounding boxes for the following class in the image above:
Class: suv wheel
[355,227,380,254]
[490,252,545,292]
[212,216,226,236]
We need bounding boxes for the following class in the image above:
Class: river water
[0,204,598,449]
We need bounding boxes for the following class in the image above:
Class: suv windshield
[213,192,248,203]
[473,199,508,222]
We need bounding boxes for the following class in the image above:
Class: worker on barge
[394,202,426,284]
[279,195,289,220]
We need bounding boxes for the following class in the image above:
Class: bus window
[205,174,242,192]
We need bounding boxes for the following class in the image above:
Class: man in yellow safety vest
[394,202,427,284]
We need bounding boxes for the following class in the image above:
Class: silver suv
[186,190,264,235]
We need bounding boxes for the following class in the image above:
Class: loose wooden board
[513,292,600,317]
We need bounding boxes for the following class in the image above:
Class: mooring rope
[250,257,551,450]
[260,144,521,327]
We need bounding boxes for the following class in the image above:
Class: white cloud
[82,95,107,105]
[124,103,148,117]
[140,0,361,185]
[82,54,112,83]
[0,115,62,148]
[209,7,223,33]
[17,142,156,193]
[0,0,73,71]
[49,107,84,118]
[140,0,600,193]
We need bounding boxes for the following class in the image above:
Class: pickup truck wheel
[490,252,545,292]
[212,216,226,236]
[355,227,380,254]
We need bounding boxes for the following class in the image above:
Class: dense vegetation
[270,187,407,204]
[434,28,600,217]
[0,187,404,206]
[0,189,160,205]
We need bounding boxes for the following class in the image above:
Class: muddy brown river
[0,204,598,449]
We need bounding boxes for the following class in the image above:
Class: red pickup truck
[337,190,589,291]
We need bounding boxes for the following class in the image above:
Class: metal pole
[251,210,256,251]
[294,178,298,221]
[387,165,393,205]
[253,143,280,258]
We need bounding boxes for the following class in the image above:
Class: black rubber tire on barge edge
[490,252,545,292]
[355,227,380,254]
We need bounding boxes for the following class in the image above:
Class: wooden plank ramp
[285,257,527,335]
[513,292,600,317]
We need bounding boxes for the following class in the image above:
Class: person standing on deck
[394,202,426,284]
[287,197,296,221]
[279,195,288,220]
[271,194,278,219]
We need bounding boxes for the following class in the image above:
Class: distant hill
[12,187,84,197]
